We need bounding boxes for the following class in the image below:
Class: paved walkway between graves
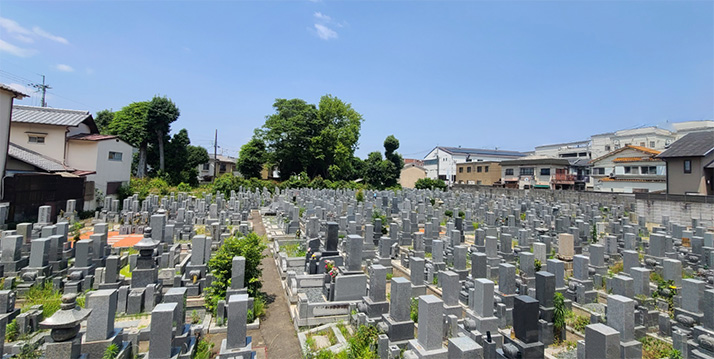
[249,210,302,359]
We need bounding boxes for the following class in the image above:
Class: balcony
[552,173,576,184]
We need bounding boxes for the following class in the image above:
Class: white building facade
[423,146,526,183]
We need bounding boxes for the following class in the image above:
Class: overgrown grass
[282,243,306,258]
[410,297,419,323]
[23,282,62,317]
[565,310,590,333]
[640,336,681,359]
[194,337,214,359]
[120,265,132,278]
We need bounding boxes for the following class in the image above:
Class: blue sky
[1,1,712,159]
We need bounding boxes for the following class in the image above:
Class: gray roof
[8,142,74,172]
[434,146,527,158]
[0,83,28,98]
[12,105,94,129]
[657,131,714,158]
[500,158,571,166]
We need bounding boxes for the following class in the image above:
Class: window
[614,145,620,150]
[593,167,605,175]
[459,167,463,173]
[108,151,123,161]
[640,142,645,147]
[605,145,611,152]
[28,135,45,144]
[485,166,489,172]
[477,166,482,173]
[640,166,657,174]
[106,181,123,195]
[202,163,210,171]
[505,169,514,176]
[649,141,655,148]
[219,163,227,173]
[477,180,482,185]
[540,168,551,176]
[466,167,471,173]
[684,160,691,174]
[520,167,534,176]
[624,166,638,174]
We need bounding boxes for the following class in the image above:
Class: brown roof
[590,145,661,164]
[68,134,118,141]
[600,177,665,183]
[612,157,661,163]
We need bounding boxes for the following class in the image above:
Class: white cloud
[14,34,34,43]
[32,26,69,44]
[55,64,74,72]
[314,24,337,40]
[0,17,32,35]
[314,12,331,22]
[0,39,37,57]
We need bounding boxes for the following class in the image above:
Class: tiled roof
[600,177,665,182]
[612,157,661,163]
[68,134,117,141]
[12,105,93,128]
[626,145,661,155]
[0,83,28,98]
[8,142,74,172]
[657,131,714,158]
[590,145,661,164]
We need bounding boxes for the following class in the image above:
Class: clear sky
[1,1,712,159]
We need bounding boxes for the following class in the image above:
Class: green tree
[414,178,447,190]
[106,101,151,177]
[150,128,208,186]
[237,138,267,179]
[382,135,404,188]
[204,232,267,314]
[147,96,180,172]
[363,151,387,188]
[94,109,114,134]
[256,95,363,180]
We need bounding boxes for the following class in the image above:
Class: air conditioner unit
[609,173,615,178]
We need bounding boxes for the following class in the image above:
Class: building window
[649,141,655,148]
[684,160,691,174]
[593,167,605,175]
[540,168,551,176]
[640,166,657,174]
[28,135,45,144]
[624,166,639,174]
[202,163,210,171]
[466,167,471,173]
[520,167,534,176]
[106,181,123,195]
[605,145,611,152]
[459,167,463,173]
[505,169,514,176]
[477,180,482,185]
[220,163,227,173]
[640,142,645,147]
[484,166,489,172]
[108,151,123,161]
[477,166,482,173]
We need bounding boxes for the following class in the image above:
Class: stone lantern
[39,293,92,359]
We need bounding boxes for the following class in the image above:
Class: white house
[423,146,526,183]
[590,145,666,193]
[0,84,28,201]
[7,105,133,210]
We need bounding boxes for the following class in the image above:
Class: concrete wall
[452,184,636,208]
[0,92,13,185]
[455,162,501,185]
[635,194,714,225]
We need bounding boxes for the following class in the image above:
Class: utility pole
[30,75,51,107]
[213,129,218,182]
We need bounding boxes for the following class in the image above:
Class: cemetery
[0,185,711,359]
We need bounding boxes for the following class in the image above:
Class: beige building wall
[9,123,66,160]
[400,165,426,188]
[455,162,501,185]
[665,155,712,195]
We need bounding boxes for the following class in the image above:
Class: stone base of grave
[45,336,83,359]
[411,285,427,297]
[465,312,499,334]
[538,320,554,346]
[21,265,51,278]
[500,336,544,359]
[127,288,145,314]
[98,282,121,290]
[82,328,123,359]
[218,336,255,359]
[407,339,448,359]
[362,297,389,319]
[620,340,642,359]
[453,269,469,281]
[382,314,414,344]
[0,257,29,273]
[444,304,461,319]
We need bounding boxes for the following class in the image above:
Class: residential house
[399,163,427,188]
[455,161,501,186]
[423,146,526,183]
[0,84,28,199]
[7,105,133,211]
[590,145,666,193]
[657,131,714,195]
[499,158,572,189]
[198,153,238,182]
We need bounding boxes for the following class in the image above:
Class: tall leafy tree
[237,138,267,179]
[107,102,150,177]
[148,128,208,186]
[256,95,363,180]
[383,135,404,188]
[94,109,114,134]
[147,96,180,171]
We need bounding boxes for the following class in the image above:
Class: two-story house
[499,158,571,189]
[7,105,133,210]
[590,145,666,193]
[197,153,239,182]
[657,131,714,195]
